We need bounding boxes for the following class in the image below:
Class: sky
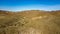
[0,0,60,11]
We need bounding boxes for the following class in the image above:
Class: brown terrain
[0,10,60,34]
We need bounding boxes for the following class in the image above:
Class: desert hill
[0,10,60,34]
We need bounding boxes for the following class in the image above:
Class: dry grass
[0,10,60,34]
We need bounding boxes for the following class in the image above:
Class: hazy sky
[0,0,60,11]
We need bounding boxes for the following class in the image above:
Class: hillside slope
[0,10,60,34]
